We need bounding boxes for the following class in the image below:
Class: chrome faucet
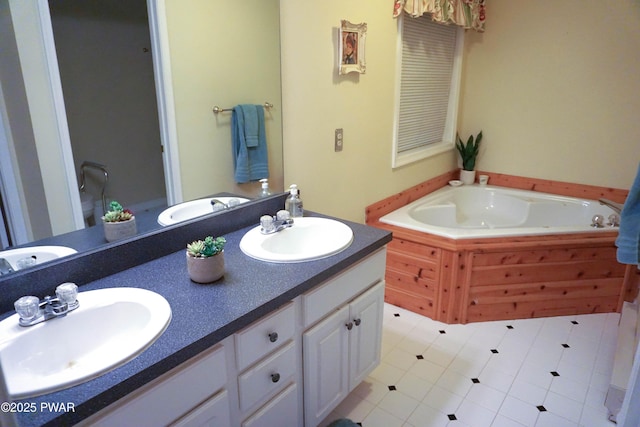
[14,283,79,327]
[211,198,240,212]
[260,210,294,234]
[598,198,624,214]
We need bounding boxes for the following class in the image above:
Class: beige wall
[459,0,640,189]
[280,0,457,223]
[281,0,640,224]
[165,0,283,201]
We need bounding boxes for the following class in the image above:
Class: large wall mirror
[0,0,283,275]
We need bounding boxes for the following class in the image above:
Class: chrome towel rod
[212,102,273,114]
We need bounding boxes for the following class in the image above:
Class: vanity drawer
[235,302,295,371]
[302,248,386,328]
[238,341,296,413]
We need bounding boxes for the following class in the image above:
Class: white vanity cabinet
[74,248,386,427]
[301,249,386,427]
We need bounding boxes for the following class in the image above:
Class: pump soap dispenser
[285,184,303,218]
[258,178,271,198]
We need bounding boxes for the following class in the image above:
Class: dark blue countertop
[14,214,391,426]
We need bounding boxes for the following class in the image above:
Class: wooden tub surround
[366,171,640,324]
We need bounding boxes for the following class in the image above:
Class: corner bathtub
[379,185,619,239]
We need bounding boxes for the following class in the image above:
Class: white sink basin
[240,217,354,263]
[0,246,77,271]
[157,196,250,226]
[0,287,171,398]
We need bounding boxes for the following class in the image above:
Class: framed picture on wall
[339,20,367,75]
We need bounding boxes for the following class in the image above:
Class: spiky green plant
[187,236,226,258]
[455,131,483,171]
[103,201,134,222]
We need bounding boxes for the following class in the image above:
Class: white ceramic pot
[186,252,225,284]
[103,217,137,242]
[460,169,476,185]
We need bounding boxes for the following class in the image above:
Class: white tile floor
[322,303,620,427]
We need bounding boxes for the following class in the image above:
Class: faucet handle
[56,282,78,305]
[14,296,40,320]
[276,210,290,221]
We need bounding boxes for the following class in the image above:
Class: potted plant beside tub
[456,131,483,185]
[102,201,137,242]
[186,236,226,283]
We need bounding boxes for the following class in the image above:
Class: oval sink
[157,197,250,226]
[0,287,171,398]
[239,217,354,263]
[0,246,77,272]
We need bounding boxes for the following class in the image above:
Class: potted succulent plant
[186,236,226,283]
[455,131,483,185]
[102,201,137,242]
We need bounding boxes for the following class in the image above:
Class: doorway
[48,0,167,223]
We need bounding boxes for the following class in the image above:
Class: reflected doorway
[48,0,167,225]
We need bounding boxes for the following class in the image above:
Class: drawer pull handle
[268,332,278,343]
[271,373,281,383]
[346,322,354,330]
[354,318,361,326]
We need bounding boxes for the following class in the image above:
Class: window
[392,14,464,168]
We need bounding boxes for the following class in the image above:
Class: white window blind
[393,14,462,166]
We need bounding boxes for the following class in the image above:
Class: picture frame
[339,20,367,75]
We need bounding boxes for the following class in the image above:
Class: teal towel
[231,104,269,183]
[616,162,640,264]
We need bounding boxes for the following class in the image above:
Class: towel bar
[212,102,273,114]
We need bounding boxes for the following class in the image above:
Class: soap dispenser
[285,184,303,218]
[258,178,271,198]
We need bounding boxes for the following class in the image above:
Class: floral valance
[393,0,486,32]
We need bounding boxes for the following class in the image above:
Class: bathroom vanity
[4,195,391,426]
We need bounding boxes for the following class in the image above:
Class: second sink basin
[157,197,250,226]
[239,217,354,263]
[0,246,77,272]
[0,287,171,398]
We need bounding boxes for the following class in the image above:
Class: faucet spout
[598,198,624,214]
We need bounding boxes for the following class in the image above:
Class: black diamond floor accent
[439,330,446,334]
[472,378,480,384]
[447,414,457,421]
[388,385,397,391]
[537,405,547,412]
[551,371,560,377]
[490,349,499,354]
[394,313,400,317]
[506,325,514,329]
[571,320,579,325]
[416,355,424,360]
[562,343,570,348]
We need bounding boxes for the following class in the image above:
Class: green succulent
[103,201,134,222]
[455,131,483,171]
[187,236,226,258]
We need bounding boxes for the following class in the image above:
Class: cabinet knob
[271,373,281,383]
[268,332,278,343]
[354,318,361,326]
[346,322,354,330]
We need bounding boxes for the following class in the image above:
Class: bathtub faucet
[598,198,624,215]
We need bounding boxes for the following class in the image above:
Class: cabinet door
[349,281,385,390]
[303,304,350,427]
[171,389,231,427]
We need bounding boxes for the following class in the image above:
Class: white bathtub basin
[380,185,620,239]
[0,246,77,271]
[0,287,171,398]
[240,217,354,263]
[157,196,250,226]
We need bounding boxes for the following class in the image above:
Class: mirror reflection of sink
[0,287,171,399]
[240,217,354,263]
[0,246,77,272]
[157,197,250,226]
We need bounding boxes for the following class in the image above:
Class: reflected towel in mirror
[231,104,269,183]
